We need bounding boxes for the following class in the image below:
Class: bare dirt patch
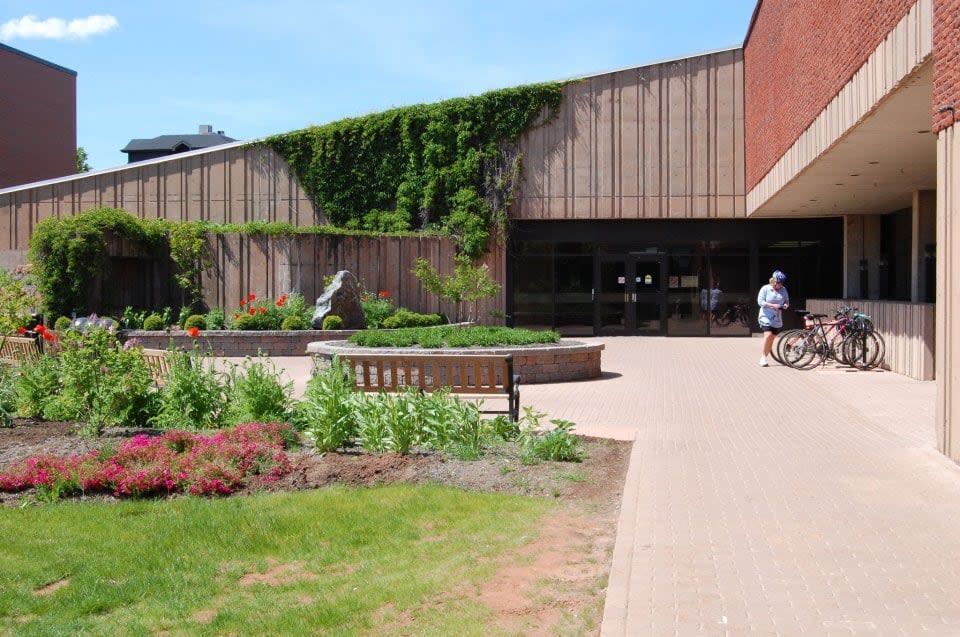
[0,418,631,635]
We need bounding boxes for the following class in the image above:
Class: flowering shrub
[0,422,293,499]
[361,289,395,328]
[225,292,312,330]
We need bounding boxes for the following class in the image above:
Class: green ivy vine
[264,82,564,257]
[28,208,166,317]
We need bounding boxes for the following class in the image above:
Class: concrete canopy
[750,62,935,218]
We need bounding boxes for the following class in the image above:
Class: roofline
[556,45,743,84]
[742,0,764,49]
[0,41,77,77]
[0,138,254,195]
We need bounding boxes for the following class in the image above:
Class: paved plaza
[255,336,958,635]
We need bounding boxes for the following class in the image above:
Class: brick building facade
[0,43,76,189]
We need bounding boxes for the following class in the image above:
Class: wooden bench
[0,335,41,366]
[339,353,520,421]
[140,348,175,386]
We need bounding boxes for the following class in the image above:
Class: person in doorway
[757,270,789,366]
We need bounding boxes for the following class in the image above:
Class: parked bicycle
[714,302,751,328]
[772,305,885,370]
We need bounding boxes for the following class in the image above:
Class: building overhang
[747,0,934,218]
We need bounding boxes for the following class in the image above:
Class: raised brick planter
[120,329,359,357]
[307,340,604,384]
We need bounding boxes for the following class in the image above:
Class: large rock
[311,270,366,329]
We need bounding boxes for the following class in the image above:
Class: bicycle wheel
[773,329,801,365]
[785,331,819,369]
[842,331,885,370]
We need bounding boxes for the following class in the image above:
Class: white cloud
[0,14,118,41]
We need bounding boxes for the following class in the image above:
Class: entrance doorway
[596,253,666,335]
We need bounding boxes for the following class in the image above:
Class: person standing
[757,270,789,366]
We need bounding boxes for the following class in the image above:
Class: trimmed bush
[142,314,165,331]
[231,314,256,330]
[322,315,344,330]
[280,315,307,330]
[382,309,444,329]
[183,314,207,330]
[53,316,72,331]
[349,326,560,348]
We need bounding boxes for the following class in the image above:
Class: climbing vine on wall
[263,83,564,257]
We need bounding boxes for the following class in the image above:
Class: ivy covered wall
[264,83,564,257]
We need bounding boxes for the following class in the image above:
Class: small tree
[413,254,500,323]
[76,147,91,173]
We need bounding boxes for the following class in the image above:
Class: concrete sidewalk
[236,338,960,634]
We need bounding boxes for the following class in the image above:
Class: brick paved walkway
[524,337,958,636]
[253,337,958,634]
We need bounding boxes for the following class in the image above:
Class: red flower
[378,290,391,298]
[239,299,246,307]
[276,298,286,308]
[259,306,267,314]
[234,313,241,319]
[16,327,25,335]
[34,325,46,334]
[248,293,257,302]
[42,331,56,342]
[186,327,200,338]
[249,308,256,316]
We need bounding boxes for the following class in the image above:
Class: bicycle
[714,303,750,328]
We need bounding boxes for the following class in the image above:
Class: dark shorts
[761,325,781,334]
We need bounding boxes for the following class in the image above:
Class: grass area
[0,485,551,636]
[348,325,561,348]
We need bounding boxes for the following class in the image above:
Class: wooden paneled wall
[201,233,507,323]
[0,144,318,267]
[514,48,745,221]
[806,298,934,380]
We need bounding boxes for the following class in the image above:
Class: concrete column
[911,190,936,303]
[936,128,959,461]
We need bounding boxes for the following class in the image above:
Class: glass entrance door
[596,253,665,335]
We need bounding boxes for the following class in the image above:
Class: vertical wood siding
[514,49,744,221]
[0,144,317,266]
[806,298,934,380]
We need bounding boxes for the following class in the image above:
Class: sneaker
[759,356,769,367]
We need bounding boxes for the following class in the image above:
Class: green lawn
[0,485,552,636]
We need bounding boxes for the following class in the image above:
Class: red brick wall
[933,0,960,132]
[744,0,915,190]
[0,47,76,188]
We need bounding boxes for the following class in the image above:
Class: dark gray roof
[121,133,236,153]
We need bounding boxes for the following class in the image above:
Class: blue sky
[2,1,757,172]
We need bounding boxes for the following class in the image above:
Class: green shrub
[349,326,560,348]
[382,309,444,329]
[0,365,17,428]
[53,316,72,331]
[183,314,207,330]
[143,314,165,331]
[206,307,226,330]
[517,408,584,464]
[121,306,147,329]
[322,315,343,330]
[43,328,156,435]
[291,356,357,452]
[151,347,227,430]
[224,356,293,425]
[15,355,62,418]
[281,315,307,330]
[362,296,395,328]
[231,314,256,330]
